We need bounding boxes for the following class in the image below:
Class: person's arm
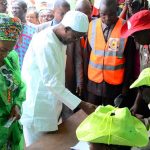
[75,38,84,96]
[35,21,51,33]
[119,4,128,19]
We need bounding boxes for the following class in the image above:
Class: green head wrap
[130,68,150,88]
[0,13,22,42]
[76,105,149,147]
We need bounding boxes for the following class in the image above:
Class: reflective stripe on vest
[89,61,125,70]
[88,18,127,85]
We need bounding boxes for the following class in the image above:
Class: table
[26,110,87,150]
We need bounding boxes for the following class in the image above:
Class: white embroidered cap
[61,10,89,33]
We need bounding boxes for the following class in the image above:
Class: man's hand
[78,101,97,115]
[9,105,21,120]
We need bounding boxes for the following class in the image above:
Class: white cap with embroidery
[61,10,89,33]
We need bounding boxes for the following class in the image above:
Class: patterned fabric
[0,65,18,92]
[0,13,22,42]
[14,24,36,68]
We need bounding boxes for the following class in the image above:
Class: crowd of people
[0,0,150,149]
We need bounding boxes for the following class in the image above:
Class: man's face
[60,28,85,45]
[54,6,70,23]
[132,30,150,45]
[0,0,7,13]
[100,5,118,26]
[140,87,150,104]
[26,11,39,24]
[38,9,54,24]
[11,2,25,20]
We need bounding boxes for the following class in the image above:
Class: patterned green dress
[0,50,26,150]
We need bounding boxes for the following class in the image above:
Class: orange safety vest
[88,18,127,85]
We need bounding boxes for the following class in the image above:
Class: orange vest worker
[88,18,127,85]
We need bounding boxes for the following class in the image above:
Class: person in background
[35,0,70,32]
[0,0,7,13]
[119,0,149,80]
[62,0,92,120]
[52,0,70,25]
[26,7,39,25]
[36,0,54,24]
[66,0,92,99]
[11,0,27,23]
[120,1,149,118]
[38,8,54,24]
[20,11,96,147]
[12,0,37,68]
[0,13,25,150]
[121,10,150,117]
[120,0,148,19]
[130,68,150,150]
[74,0,92,99]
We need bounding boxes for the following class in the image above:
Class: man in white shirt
[20,10,96,147]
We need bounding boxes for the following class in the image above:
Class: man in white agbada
[20,10,96,147]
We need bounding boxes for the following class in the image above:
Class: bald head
[75,0,92,17]
[99,0,118,26]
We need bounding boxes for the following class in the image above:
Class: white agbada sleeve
[34,32,81,110]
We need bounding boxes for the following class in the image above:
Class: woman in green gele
[0,13,26,150]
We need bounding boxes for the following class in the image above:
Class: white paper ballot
[4,117,16,128]
[70,141,90,150]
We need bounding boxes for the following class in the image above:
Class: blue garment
[14,24,36,68]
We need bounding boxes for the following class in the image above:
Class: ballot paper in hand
[4,117,16,128]
[70,141,90,150]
